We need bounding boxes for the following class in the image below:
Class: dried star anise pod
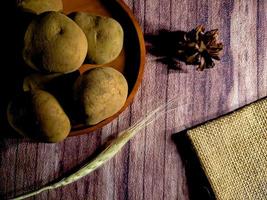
[176,25,223,70]
[145,25,223,71]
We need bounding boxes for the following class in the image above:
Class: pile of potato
[7,0,128,142]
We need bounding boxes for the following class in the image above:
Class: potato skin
[23,73,61,92]
[23,12,88,73]
[7,90,71,142]
[7,92,34,138]
[32,90,70,142]
[71,12,124,64]
[17,0,63,15]
[74,67,128,125]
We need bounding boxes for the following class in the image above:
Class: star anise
[145,25,223,71]
[175,25,223,70]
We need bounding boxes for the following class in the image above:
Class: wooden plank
[0,0,266,200]
[229,0,258,107]
[257,0,267,98]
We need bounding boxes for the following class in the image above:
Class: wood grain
[1,0,267,200]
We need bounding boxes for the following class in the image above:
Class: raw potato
[73,67,128,125]
[23,73,61,92]
[71,12,124,64]
[17,0,63,15]
[23,12,88,73]
[7,90,71,142]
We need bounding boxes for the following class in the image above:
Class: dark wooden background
[1,0,267,199]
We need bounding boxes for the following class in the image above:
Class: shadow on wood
[145,30,186,71]
[171,131,216,200]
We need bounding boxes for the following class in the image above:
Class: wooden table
[1,0,266,199]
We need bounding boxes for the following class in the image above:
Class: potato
[7,90,70,142]
[23,12,88,73]
[73,67,128,125]
[71,12,124,64]
[17,0,63,15]
[23,73,61,92]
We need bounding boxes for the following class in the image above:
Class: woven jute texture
[188,98,267,200]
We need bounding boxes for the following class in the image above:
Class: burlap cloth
[188,98,267,200]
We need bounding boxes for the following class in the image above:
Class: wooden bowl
[63,0,146,136]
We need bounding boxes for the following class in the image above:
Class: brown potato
[23,12,88,73]
[17,0,63,15]
[71,12,124,64]
[23,73,61,92]
[73,67,128,125]
[7,90,70,142]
